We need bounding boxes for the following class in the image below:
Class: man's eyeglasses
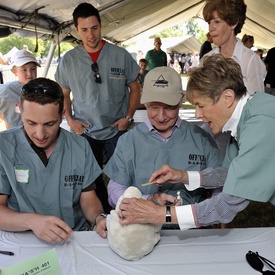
[91,62,102,84]
[21,82,63,99]
[155,42,162,45]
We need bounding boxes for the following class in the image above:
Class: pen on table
[0,250,14,256]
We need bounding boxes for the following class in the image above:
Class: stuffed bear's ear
[115,186,142,212]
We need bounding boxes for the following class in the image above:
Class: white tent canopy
[3,46,18,60]
[166,36,202,54]
[0,0,273,54]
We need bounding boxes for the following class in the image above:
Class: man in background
[55,2,141,213]
[145,37,167,70]
[199,32,213,59]
[264,47,275,95]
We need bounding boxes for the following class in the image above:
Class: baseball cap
[12,49,41,67]
[140,66,183,105]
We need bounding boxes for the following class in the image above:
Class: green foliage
[150,23,186,38]
[148,19,207,43]
[185,18,199,36]
[54,43,73,57]
[0,34,44,56]
[0,34,73,58]
[42,41,73,58]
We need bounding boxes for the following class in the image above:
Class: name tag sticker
[15,168,29,184]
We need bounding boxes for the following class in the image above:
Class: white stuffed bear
[107,186,162,261]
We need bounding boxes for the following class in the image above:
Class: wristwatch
[95,212,107,224]
[166,205,172,224]
[126,115,134,125]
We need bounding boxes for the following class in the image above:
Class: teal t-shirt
[0,127,102,230]
[104,119,222,197]
[0,80,22,128]
[223,93,275,204]
[55,42,140,140]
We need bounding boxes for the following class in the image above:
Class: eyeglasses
[246,251,275,274]
[21,82,63,99]
[91,62,102,84]
[155,42,162,45]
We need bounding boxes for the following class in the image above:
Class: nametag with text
[0,248,61,275]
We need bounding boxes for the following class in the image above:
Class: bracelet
[94,212,107,225]
[166,205,171,224]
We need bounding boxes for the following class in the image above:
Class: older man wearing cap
[104,66,222,211]
[0,49,40,129]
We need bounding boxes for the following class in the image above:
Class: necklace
[221,49,234,58]
[221,39,237,58]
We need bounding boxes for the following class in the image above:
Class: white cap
[12,50,40,67]
[140,66,183,105]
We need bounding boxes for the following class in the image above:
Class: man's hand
[68,119,89,135]
[119,198,164,226]
[29,214,73,243]
[149,164,188,186]
[111,118,129,131]
[95,216,107,238]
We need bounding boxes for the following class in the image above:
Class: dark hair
[73,2,101,27]
[20,78,64,115]
[139,58,148,65]
[242,34,254,44]
[203,0,247,35]
[186,54,246,104]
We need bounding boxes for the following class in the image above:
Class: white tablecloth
[0,228,274,275]
[133,109,202,124]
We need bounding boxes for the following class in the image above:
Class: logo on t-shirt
[188,154,206,166]
[64,175,84,187]
[110,67,125,78]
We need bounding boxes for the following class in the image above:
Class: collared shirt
[206,38,266,95]
[145,117,181,142]
[223,93,251,138]
[145,49,168,70]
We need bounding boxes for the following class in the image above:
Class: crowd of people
[0,0,274,250]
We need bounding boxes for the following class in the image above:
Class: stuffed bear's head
[107,186,162,261]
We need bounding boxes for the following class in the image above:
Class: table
[58,109,203,133]
[1,228,274,274]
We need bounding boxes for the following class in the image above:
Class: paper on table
[0,248,61,275]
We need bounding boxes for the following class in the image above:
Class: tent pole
[42,42,56,77]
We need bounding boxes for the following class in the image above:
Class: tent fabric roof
[166,36,202,54]
[0,0,274,50]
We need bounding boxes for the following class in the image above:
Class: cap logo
[153,75,169,88]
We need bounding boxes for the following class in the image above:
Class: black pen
[0,250,14,256]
